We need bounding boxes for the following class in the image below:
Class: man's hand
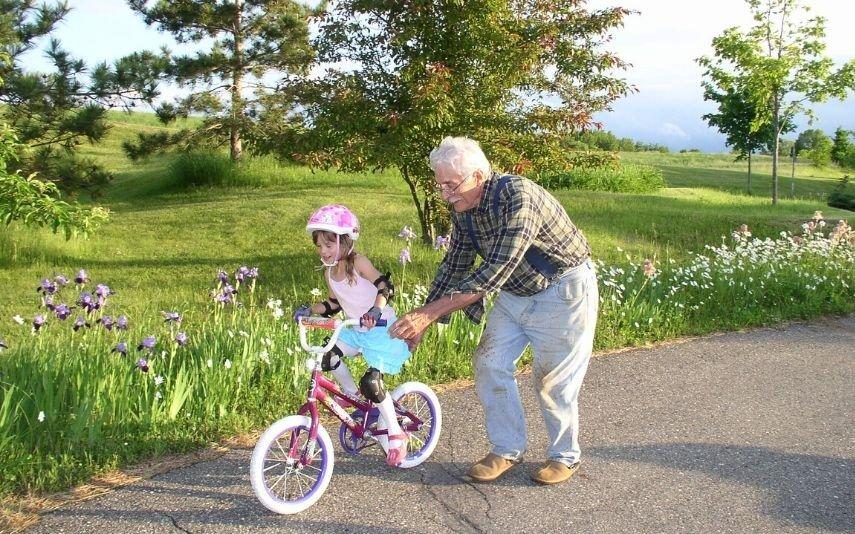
[388,309,435,340]
[361,306,382,329]
[403,332,425,352]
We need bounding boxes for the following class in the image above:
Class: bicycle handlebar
[297,317,387,354]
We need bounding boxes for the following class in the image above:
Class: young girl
[293,204,411,466]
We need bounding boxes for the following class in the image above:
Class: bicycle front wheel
[249,415,334,514]
[392,382,442,469]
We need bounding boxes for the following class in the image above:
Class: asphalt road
[26,316,855,533]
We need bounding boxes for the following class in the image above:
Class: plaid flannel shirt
[425,173,591,323]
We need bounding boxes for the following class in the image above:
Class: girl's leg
[330,342,360,396]
[376,395,407,466]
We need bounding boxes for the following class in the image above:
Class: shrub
[827,176,854,211]
[540,163,665,193]
[169,151,236,188]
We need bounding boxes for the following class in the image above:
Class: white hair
[429,136,491,178]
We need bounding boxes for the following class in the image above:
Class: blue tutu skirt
[337,319,411,374]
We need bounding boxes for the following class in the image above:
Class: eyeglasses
[434,173,473,196]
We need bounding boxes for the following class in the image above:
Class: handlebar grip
[360,318,387,327]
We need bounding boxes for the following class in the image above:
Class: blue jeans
[474,260,598,465]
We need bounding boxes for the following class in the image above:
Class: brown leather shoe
[531,460,580,485]
[467,453,521,482]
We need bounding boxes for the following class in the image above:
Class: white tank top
[327,269,394,321]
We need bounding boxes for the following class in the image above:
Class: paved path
[27,316,855,533]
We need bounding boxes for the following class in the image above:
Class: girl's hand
[293,304,312,323]
[361,306,382,329]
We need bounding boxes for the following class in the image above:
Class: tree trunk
[400,166,434,245]
[747,150,752,195]
[230,0,244,161]
[771,95,780,205]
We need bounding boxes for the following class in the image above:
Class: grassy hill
[0,112,852,499]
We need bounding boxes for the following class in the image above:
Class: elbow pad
[373,272,395,300]
[319,297,341,317]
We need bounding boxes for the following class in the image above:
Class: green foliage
[795,128,828,155]
[0,1,163,196]
[802,134,833,168]
[828,176,855,211]
[0,124,110,239]
[697,0,855,204]
[125,0,319,161]
[831,127,854,168]
[565,130,670,153]
[169,151,236,187]
[264,0,634,242]
[541,164,665,193]
[699,78,788,161]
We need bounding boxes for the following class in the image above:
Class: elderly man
[389,136,598,485]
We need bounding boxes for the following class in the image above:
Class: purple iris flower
[137,336,156,351]
[42,295,56,311]
[112,342,128,356]
[174,332,188,347]
[32,314,46,332]
[74,269,89,285]
[224,283,236,295]
[216,270,229,284]
[116,315,129,330]
[98,315,115,331]
[399,247,411,265]
[215,292,232,304]
[136,358,149,373]
[54,274,69,287]
[235,266,249,282]
[78,292,100,314]
[53,304,73,320]
[162,311,181,323]
[248,267,259,279]
[95,284,111,298]
[434,235,451,250]
[73,316,90,331]
[37,278,57,295]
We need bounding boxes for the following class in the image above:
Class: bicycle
[249,316,443,514]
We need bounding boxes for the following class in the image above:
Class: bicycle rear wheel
[391,382,442,469]
[250,415,334,514]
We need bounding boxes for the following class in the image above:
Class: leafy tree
[794,128,828,155]
[0,52,109,237]
[0,0,164,196]
[830,127,853,167]
[125,0,319,161]
[260,0,634,241]
[697,0,855,204]
[700,80,788,194]
[801,133,833,167]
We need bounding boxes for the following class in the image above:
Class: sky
[20,0,855,153]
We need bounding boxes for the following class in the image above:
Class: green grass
[0,112,853,499]
[622,151,848,200]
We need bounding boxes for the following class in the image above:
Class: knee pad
[359,367,386,403]
[321,343,344,372]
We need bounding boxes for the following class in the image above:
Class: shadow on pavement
[590,442,855,532]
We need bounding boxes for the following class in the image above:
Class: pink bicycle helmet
[306,204,360,240]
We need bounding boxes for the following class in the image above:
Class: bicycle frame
[294,317,426,464]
